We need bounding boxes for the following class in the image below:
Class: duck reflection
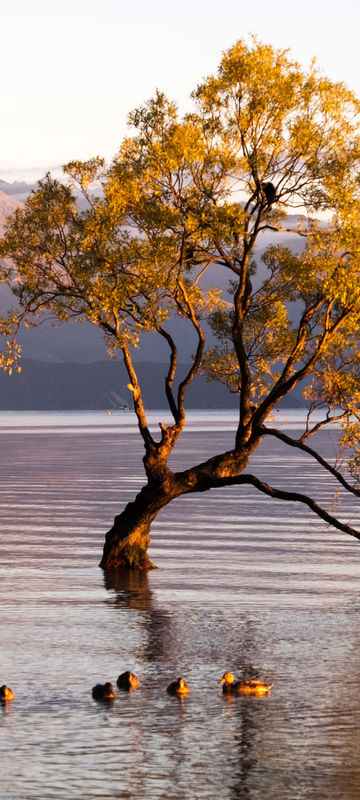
[222,622,273,799]
[103,567,174,663]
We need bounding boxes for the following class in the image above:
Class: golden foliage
[1,37,360,469]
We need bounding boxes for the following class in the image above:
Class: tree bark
[99,447,253,571]
[99,482,176,570]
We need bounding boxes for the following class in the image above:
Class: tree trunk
[99,447,252,571]
[99,483,175,570]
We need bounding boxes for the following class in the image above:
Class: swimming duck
[167,677,190,696]
[0,685,14,701]
[91,682,116,700]
[218,672,272,695]
[116,671,139,691]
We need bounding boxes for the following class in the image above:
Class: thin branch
[213,239,241,275]
[302,409,349,440]
[121,344,154,449]
[254,298,337,424]
[157,326,179,423]
[192,263,213,287]
[176,278,205,416]
[261,425,360,497]
[259,225,309,237]
[213,473,360,542]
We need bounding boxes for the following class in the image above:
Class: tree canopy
[2,38,360,569]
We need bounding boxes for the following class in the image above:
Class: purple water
[1,410,360,799]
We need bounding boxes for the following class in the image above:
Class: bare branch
[121,344,154,449]
[259,225,309,237]
[302,410,349,441]
[157,326,180,423]
[176,279,205,416]
[261,425,360,497]
[214,473,360,542]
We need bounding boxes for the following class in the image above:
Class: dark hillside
[0,359,305,410]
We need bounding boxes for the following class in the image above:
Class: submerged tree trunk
[99,447,253,571]
[99,482,178,570]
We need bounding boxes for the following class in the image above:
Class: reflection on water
[104,567,153,612]
[0,411,360,798]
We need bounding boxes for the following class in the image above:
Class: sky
[2,0,360,181]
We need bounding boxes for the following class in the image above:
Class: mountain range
[0,179,307,409]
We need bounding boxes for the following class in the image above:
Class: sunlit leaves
[1,36,360,477]
[193,37,360,215]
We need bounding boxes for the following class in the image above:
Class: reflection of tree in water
[102,574,277,795]
[226,609,360,799]
[142,608,174,664]
[103,568,153,612]
[225,619,273,799]
[226,697,266,800]
[232,619,268,682]
[308,603,360,800]
[103,568,173,663]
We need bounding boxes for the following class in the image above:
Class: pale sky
[1,0,360,181]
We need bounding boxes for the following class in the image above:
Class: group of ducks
[92,671,140,700]
[91,671,273,701]
[0,672,272,705]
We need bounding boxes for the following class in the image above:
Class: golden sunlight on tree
[2,38,360,570]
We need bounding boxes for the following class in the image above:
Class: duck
[116,671,139,691]
[167,677,190,696]
[91,682,116,700]
[0,685,14,702]
[218,672,272,695]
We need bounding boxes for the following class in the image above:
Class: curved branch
[157,326,179,423]
[302,409,349,440]
[261,425,360,498]
[176,279,205,416]
[121,344,154,449]
[255,301,354,425]
[214,473,360,541]
[259,225,309,237]
[213,239,241,275]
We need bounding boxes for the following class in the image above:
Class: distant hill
[0,358,305,410]
[0,359,236,410]
[0,181,308,399]
[0,190,23,230]
[0,179,37,202]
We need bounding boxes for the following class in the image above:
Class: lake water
[1,409,360,799]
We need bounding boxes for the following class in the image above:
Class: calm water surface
[1,410,360,799]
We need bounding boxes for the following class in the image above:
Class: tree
[2,38,360,570]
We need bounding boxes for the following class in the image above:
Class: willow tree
[2,38,360,570]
